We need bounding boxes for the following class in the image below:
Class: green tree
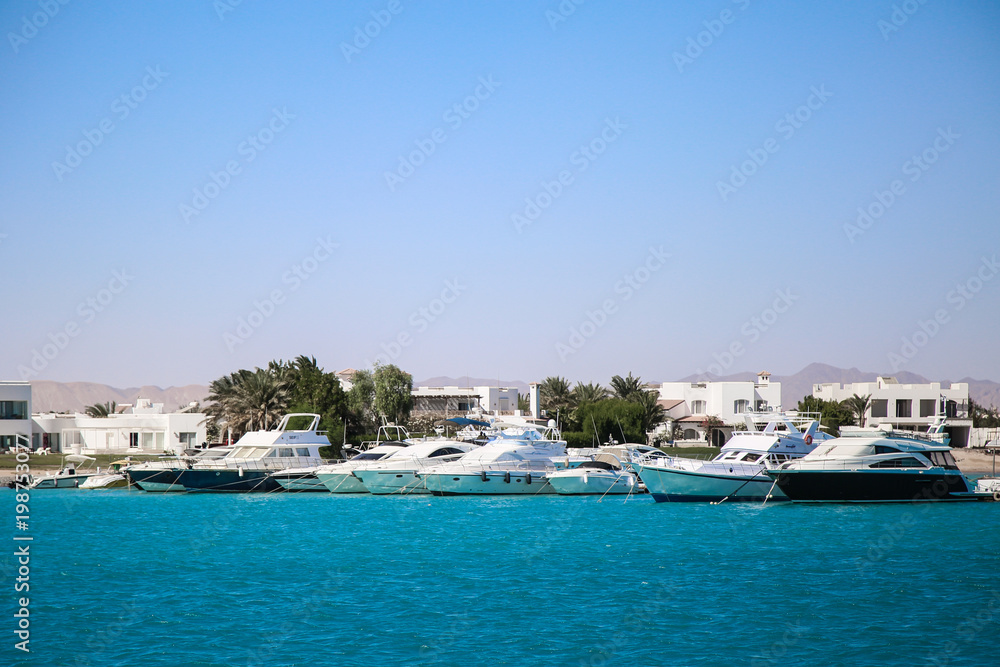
[285,355,348,440]
[610,372,644,401]
[970,399,1000,428]
[517,393,530,412]
[204,365,291,437]
[540,376,576,420]
[702,415,725,446]
[633,389,667,434]
[844,393,872,428]
[347,369,377,434]
[572,382,609,404]
[578,399,645,444]
[84,401,117,417]
[796,395,854,436]
[373,363,413,425]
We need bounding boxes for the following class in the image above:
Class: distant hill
[29,381,210,414]
[680,362,1000,408]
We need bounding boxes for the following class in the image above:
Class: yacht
[546,452,638,496]
[125,447,232,492]
[26,454,98,489]
[313,425,414,493]
[126,413,328,492]
[633,413,827,502]
[765,426,988,502]
[352,440,480,495]
[420,424,567,496]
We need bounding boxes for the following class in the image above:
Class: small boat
[78,458,134,489]
[27,455,98,489]
[765,425,991,502]
[547,453,638,495]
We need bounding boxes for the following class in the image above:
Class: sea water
[4,489,999,666]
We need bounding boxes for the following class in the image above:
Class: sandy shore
[954,448,1000,475]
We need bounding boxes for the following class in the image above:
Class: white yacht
[27,454,98,489]
[312,425,415,493]
[633,413,827,502]
[420,424,567,496]
[547,452,638,495]
[352,440,480,495]
[126,413,328,492]
[766,425,987,502]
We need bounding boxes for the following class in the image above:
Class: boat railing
[424,460,557,475]
[193,456,325,471]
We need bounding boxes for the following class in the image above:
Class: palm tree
[633,390,666,435]
[539,376,576,418]
[204,366,291,437]
[517,394,530,412]
[844,393,872,428]
[610,373,644,401]
[84,401,117,417]
[572,382,609,404]
[702,415,725,447]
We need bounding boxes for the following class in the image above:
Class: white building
[335,368,357,392]
[813,376,972,447]
[0,381,32,451]
[411,386,519,415]
[656,372,782,445]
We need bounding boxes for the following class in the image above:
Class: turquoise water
[4,490,999,666]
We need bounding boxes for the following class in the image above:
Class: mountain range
[23,363,1000,413]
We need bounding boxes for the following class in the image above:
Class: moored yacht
[633,413,827,502]
[352,440,480,494]
[125,447,232,492]
[547,453,638,496]
[312,425,415,493]
[420,424,567,496]
[765,427,988,502]
[127,413,328,492]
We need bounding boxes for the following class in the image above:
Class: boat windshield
[351,452,388,461]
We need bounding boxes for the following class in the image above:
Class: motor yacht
[125,447,233,492]
[633,413,827,502]
[765,427,989,502]
[312,425,415,493]
[420,424,567,496]
[126,413,328,492]
[352,440,480,495]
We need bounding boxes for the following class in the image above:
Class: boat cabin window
[923,451,960,469]
[352,452,387,461]
[430,447,465,458]
[278,448,294,458]
[722,452,740,460]
[874,445,901,454]
[741,453,761,462]
[581,460,615,470]
[869,457,927,469]
[296,448,311,457]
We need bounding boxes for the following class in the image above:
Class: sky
[2,0,999,389]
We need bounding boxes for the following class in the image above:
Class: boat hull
[767,469,977,502]
[316,471,369,493]
[423,470,555,496]
[79,474,128,489]
[547,471,636,495]
[126,468,186,492]
[174,469,282,492]
[354,470,429,495]
[28,474,95,489]
[271,473,327,492]
[638,464,784,502]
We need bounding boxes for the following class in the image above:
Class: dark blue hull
[769,470,976,502]
[175,469,283,492]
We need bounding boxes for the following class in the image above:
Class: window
[895,400,912,418]
[871,399,888,418]
[874,445,901,454]
[142,432,154,449]
[734,400,749,414]
[129,432,140,448]
[741,452,761,462]
[869,457,926,468]
[0,401,28,420]
[945,400,960,418]
[178,432,198,448]
[683,429,697,440]
[296,448,310,457]
[919,400,937,418]
[279,448,293,457]
[691,400,706,414]
[924,451,960,470]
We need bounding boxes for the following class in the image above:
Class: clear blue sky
[2,0,999,388]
